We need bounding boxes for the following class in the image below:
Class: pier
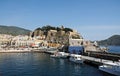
[45,50,120,66]
[81,55,117,65]
[68,53,120,66]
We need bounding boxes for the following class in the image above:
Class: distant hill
[0,25,31,36]
[98,35,120,46]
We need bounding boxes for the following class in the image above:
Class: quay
[0,47,58,53]
[45,51,120,66]
[0,49,31,53]
[81,55,117,66]
[0,48,45,53]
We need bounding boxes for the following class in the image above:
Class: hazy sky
[0,0,120,40]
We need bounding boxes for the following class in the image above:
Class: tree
[63,28,73,33]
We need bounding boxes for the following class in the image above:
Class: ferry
[69,54,83,64]
[50,52,68,58]
[99,62,120,75]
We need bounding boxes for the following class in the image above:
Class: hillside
[33,25,73,36]
[98,35,120,46]
[0,25,31,36]
[32,25,80,45]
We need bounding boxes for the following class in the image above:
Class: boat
[99,62,120,75]
[50,52,68,58]
[69,54,83,64]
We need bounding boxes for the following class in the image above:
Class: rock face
[31,25,81,45]
[98,35,120,46]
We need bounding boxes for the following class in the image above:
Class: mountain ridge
[98,35,120,46]
[0,25,31,36]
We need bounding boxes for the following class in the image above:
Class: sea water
[0,46,119,76]
[108,46,120,53]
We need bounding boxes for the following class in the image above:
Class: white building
[69,39,83,46]
[11,35,34,47]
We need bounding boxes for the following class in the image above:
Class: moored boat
[99,62,120,76]
[50,52,68,58]
[69,54,83,64]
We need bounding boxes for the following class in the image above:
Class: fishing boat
[99,62,120,75]
[69,54,83,64]
[50,52,68,58]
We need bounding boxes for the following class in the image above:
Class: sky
[0,0,120,40]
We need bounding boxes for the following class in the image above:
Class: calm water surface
[0,53,113,76]
[108,46,120,53]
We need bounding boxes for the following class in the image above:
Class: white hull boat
[50,52,67,59]
[99,62,120,76]
[69,54,83,64]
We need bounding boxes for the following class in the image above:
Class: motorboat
[69,54,83,64]
[50,52,68,59]
[99,62,120,75]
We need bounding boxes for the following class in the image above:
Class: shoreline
[0,49,45,53]
[0,47,57,53]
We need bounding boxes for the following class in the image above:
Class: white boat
[69,54,83,64]
[50,52,68,58]
[99,62,120,76]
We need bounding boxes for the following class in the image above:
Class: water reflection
[0,53,113,76]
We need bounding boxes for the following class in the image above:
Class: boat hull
[69,57,83,64]
[99,65,120,76]
[50,55,67,59]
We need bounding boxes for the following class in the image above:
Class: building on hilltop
[61,25,64,30]
[69,30,83,39]
[30,26,104,52]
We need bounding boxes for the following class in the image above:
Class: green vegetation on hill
[0,25,31,36]
[34,25,73,36]
[98,35,120,46]
[32,25,75,45]
[35,25,73,32]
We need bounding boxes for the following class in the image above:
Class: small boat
[50,52,68,59]
[99,62,120,76]
[69,54,83,64]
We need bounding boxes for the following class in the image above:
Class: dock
[45,51,120,66]
[81,55,117,65]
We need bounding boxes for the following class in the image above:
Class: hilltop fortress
[30,25,105,52]
[0,25,106,53]
[31,25,82,45]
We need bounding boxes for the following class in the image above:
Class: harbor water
[108,46,120,53]
[0,46,119,76]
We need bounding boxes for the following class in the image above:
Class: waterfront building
[68,32,84,54]
[0,34,13,47]
[68,30,104,54]
[84,41,98,52]
[11,35,34,47]
[31,40,48,48]
[83,40,104,52]
[69,39,83,46]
